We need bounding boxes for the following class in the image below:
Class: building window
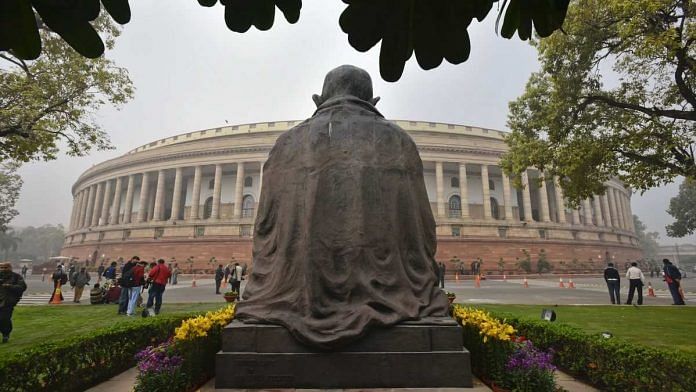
[268,122,275,127]
[538,229,547,239]
[203,197,213,219]
[490,197,500,220]
[122,230,130,240]
[448,195,461,218]
[194,226,205,237]
[498,227,507,238]
[242,195,255,218]
[244,176,253,187]
[451,226,461,237]
[488,179,495,190]
[98,232,105,242]
[208,179,215,190]
[240,225,252,237]
[80,234,86,243]
[448,124,454,129]
[154,227,164,239]
[451,177,459,188]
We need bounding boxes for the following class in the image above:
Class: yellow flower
[174,304,236,342]
[452,306,515,342]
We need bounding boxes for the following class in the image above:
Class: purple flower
[505,340,556,372]
[135,339,184,374]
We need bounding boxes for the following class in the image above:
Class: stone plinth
[215,317,472,389]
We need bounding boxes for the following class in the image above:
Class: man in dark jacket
[215,264,224,294]
[146,259,171,315]
[118,257,138,315]
[0,263,27,343]
[49,266,67,303]
[663,259,685,305]
[603,263,621,304]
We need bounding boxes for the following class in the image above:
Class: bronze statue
[236,65,449,349]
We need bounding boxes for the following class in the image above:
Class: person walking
[603,262,621,304]
[117,257,138,315]
[103,261,117,281]
[145,259,171,315]
[223,264,231,287]
[171,264,180,285]
[127,261,146,316]
[215,264,224,294]
[625,262,645,305]
[97,263,105,282]
[438,262,446,288]
[20,265,27,279]
[0,263,27,343]
[663,259,686,305]
[73,267,91,303]
[228,263,243,298]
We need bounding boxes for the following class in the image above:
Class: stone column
[459,163,469,219]
[211,164,223,219]
[481,165,492,220]
[110,177,123,225]
[435,161,445,217]
[502,173,513,221]
[71,192,82,230]
[234,162,245,218]
[80,189,91,228]
[122,175,135,224]
[572,208,581,225]
[539,174,551,222]
[619,192,629,230]
[137,172,150,223]
[613,189,625,229]
[625,193,635,232]
[521,170,533,222]
[607,188,619,228]
[593,196,604,226]
[258,161,265,199]
[91,182,104,226]
[189,166,202,220]
[100,180,112,225]
[601,193,611,228]
[170,167,183,221]
[84,185,96,227]
[583,198,594,225]
[553,177,567,224]
[153,170,166,221]
[146,188,156,221]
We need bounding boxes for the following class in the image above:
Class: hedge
[490,311,696,392]
[0,314,196,392]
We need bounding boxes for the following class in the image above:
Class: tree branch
[582,94,696,120]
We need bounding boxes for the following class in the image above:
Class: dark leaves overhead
[1,0,567,81]
[340,0,569,81]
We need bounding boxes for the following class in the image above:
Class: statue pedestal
[215,317,472,389]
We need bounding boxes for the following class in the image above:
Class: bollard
[475,274,481,288]
[568,279,576,289]
[523,277,529,288]
[559,278,565,288]
[191,274,197,288]
[648,283,656,297]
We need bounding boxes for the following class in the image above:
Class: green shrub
[0,314,195,392]
[491,312,696,392]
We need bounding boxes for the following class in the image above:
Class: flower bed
[134,304,236,392]
[492,311,696,392]
[0,314,194,392]
[452,305,557,391]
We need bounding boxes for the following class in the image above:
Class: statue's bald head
[313,65,380,107]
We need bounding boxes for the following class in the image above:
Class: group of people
[214,263,245,296]
[112,257,172,316]
[603,258,686,305]
[49,264,91,303]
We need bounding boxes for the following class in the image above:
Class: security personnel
[603,262,621,304]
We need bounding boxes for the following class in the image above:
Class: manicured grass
[477,304,696,353]
[0,302,223,355]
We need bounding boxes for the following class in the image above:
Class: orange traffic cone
[523,277,529,288]
[191,274,197,288]
[648,283,656,297]
[455,272,459,282]
[475,274,481,288]
[559,278,565,288]
[568,279,576,289]
[50,282,63,304]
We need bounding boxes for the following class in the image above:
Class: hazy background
[12,1,692,245]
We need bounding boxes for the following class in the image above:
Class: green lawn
[0,303,223,355]
[477,304,696,353]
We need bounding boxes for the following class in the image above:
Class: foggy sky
[12,1,693,245]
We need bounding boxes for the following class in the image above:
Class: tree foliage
[0,16,133,163]
[1,0,569,82]
[666,178,696,237]
[0,229,21,260]
[0,162,22,232]
[633,214,661,260]
[501,0,696,205]
[4,224,65,262]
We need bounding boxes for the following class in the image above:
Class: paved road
[17,274,693,306]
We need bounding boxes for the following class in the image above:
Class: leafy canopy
[632,214,661,261]
[1,0,570,82]
[0,16,134,163]
[0,162,22,232]
[666,178,696,237]
[501,0,696,206]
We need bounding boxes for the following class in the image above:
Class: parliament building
[61,120,642,273]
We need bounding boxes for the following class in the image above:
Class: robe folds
[236,96,449,349]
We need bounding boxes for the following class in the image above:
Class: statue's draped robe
[236,96,449,349]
